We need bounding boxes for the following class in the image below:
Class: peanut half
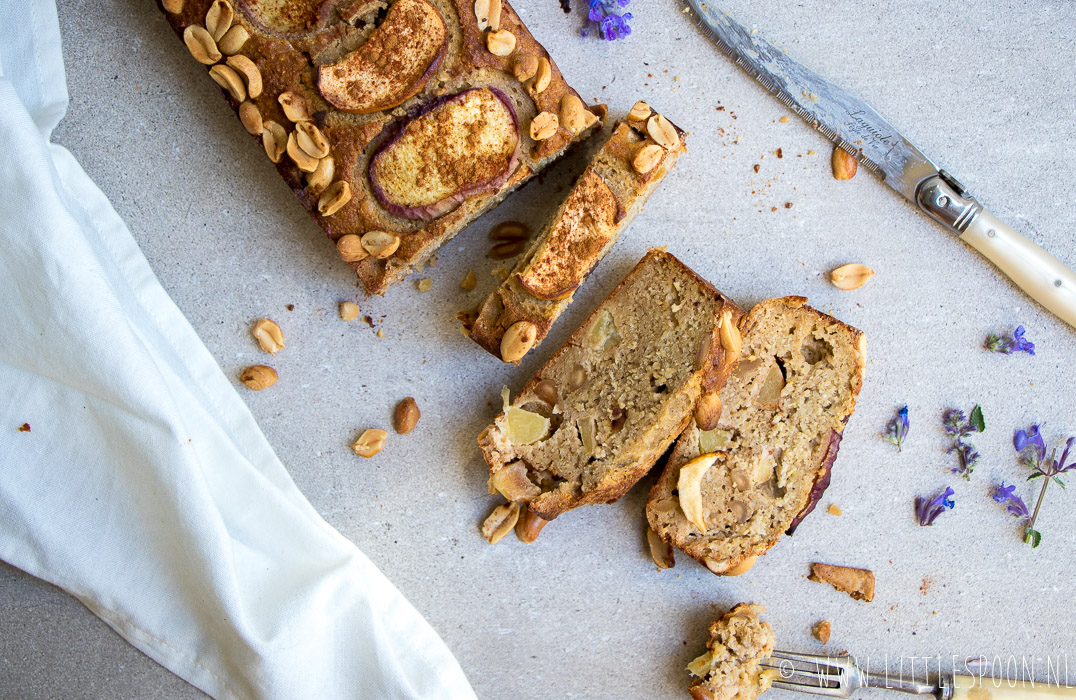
[351,428,388,458]
[632,144,663,175]
[529,111,559,141]
[513,53,538,81]
[486,29,516,57]
[225,55,262,98]
[515,506,548,543]
[278,91,312,123]
[162,0,184,13]
[252,318,285,353]
[218,25,250,55]
[647,527,675,569]
[393,397,421,434]
[481,501,521,544]
[628,100,651,122]
[183,26,221,65]
[830,263,874,290]
[318,181,352,216]
[559,94,595,135]
[209,64,246,102]
[336,234,368,262]
[240,364,277,391]
[832,146,858,180]
[205,0,234,42]
[533,57,551,94]
[500,320,537,363]
[261,120,287,162]
[646,113,679,150]
[360,230,401,258]
[239,101,262,135]
[296,121,330,159]
[306,154,335,196]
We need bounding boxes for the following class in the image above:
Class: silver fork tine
[765,649,854,698]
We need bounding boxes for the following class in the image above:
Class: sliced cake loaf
[462,103,687,364]
[687,603,778,700]
[478,249,742,521]
[157,0,601,294]
[647,297,865,575]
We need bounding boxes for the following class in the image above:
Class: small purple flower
[993,482,1030,520]
[1014,424,1047,467]
[580,0,633,40]
[985,326,1035,355]
[883,405,909,452]
[916,486,955,526]
[944,406,984,479]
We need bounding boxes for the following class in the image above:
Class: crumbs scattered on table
[17,423,31,433]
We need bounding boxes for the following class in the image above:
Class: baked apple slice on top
[317,0,447,114]
[516,170,621,300]
[369,88,520,220]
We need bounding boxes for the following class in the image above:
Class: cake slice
[158,0,601,294]
[478,249,742,521]
[687,603,778,700]
[462,104,687,363]
[647,297,865,575]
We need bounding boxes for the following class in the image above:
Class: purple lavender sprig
[883,405,909,452]
[943,406,984,480]
[985,326,1035,355]
[1007,426,1076,548]
[580,0,633,40]
[915,486,955,526]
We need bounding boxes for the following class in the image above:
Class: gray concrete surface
[2,0,1075,697]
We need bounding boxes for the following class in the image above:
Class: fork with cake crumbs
[765,649,1076,700]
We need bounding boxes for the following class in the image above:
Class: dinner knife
[683,0,1076,330]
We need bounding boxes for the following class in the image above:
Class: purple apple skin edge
[786,423,845,535]
[367,88,521,221]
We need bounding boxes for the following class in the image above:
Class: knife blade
[684,0,1076,329]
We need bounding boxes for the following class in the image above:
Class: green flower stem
[1024,477,1050,545]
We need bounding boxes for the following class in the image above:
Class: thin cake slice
[478,249,742,522]
[647,297,865,575]
[687,603,778,700]
[462,104,687,364]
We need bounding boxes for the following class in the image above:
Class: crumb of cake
[376,328,386,338]
[285,304,295,311]
[779,116,790,123]
[827,504,842,516]
[17,423,31,433]
[688,603,778,700]
[461,269,477,290]
[809,562,875,602]
[416,278,432,292]
[812,620,831,644]
[339,302,360,321]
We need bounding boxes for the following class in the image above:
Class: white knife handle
[951,673,1076,700]
[918,175,1076,329]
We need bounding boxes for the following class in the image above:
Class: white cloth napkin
[0,2,476,698]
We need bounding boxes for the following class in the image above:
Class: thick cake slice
[478,249,742,521]
[687,603,778,700]
[647,297,865,575]
[462,104,688,363]
[157,0,601,294]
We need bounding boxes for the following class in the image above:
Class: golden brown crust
[157,0,599,294]
[465,115,688,362]
[808,562,875,602]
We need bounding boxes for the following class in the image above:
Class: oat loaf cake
[157,0,601,294]
[461,103,688,363]
[478,249,743,521]
[647,297,865,576]
[687,603,778,700]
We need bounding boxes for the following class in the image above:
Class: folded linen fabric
[0,2,476,698]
